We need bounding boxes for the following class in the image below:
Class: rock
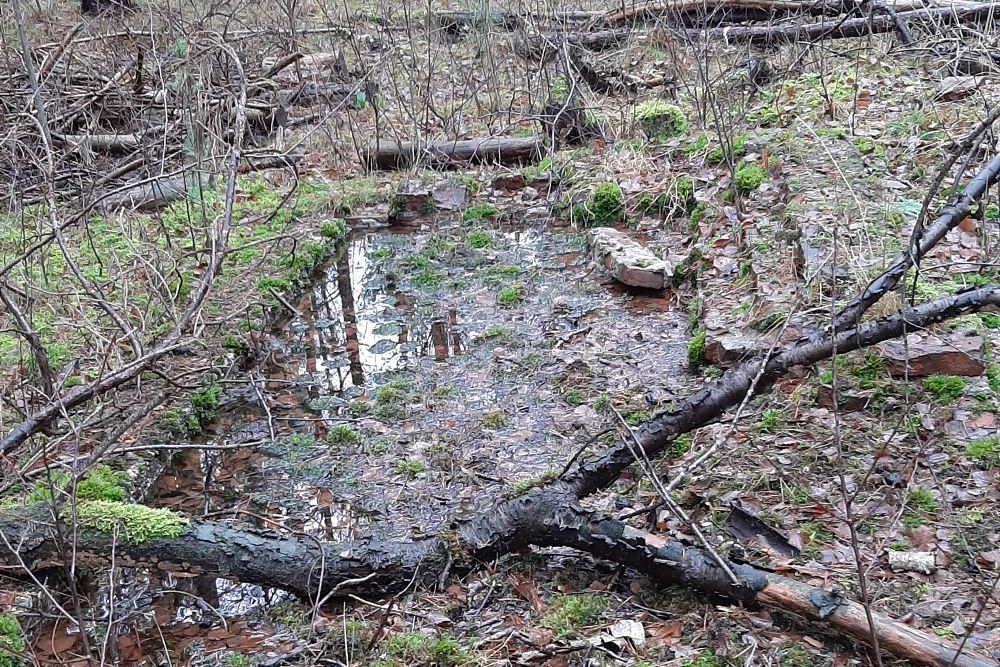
[935,76,982,102]
[587,227,672,289]
[815,383,870,412]
[388,182,432,225]
[887,549,936,575]
[703,330,756,368]
[879,332,984,377]
[433,186,468,210]
[492,173,526,191]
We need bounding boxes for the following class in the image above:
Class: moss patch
[72,501,188,543]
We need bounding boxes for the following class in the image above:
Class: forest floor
[2,1,1000,666]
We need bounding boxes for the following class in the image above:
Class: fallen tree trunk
[364,136,545,170]
[683,1,1000,45]
[594,0,858,27]
[518,29,633,60]
[3,484,996,667]
[521,2,1000,57]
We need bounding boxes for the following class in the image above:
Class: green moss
[481,264,521,285]
[497,285,526,307]
[328,425,362,446]
[384,633,469,666]
[588,182,625,225]
[462,203,498,223]
[636,100,687,139]
[922,375,966,403]
[551,76,570,102]
[734,162,767,193]
[987,364,1000,393]
[687,327,706,368]
[482,326,511,342]
[511,470,558,496]
[319,219,347,240]
[683,652,725,667]
[625,409,652,426]
[375,380,412,405]
[541,595,608,637]
[393,459,425,479]
[483,411,507,429]
[905,488,938,528]
[981,313,1000,329]
[563,389,585,405]
[670,434,692,457]
[411,268,444,290]
[464,228,493,249]
[707,133,751,164]
[257,277,291,294]
[77,465,128,501]
[190,384,222,429]
[0,613,25,667]
[72,501,188,543]
[221,334,245,352]
[966,437,1000,467]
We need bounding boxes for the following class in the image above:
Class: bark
[365,137,545,171]
[2,496,994,667]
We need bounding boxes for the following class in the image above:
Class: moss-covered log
[0,499,993,667]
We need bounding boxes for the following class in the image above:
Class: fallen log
[364,136,545,171]
[3,482,997,667]
[594,0,857,27]
[683,2,1000,45]
[518,29,633,60]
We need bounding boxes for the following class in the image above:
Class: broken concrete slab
[587,227,672,289]
[879,331,985,377]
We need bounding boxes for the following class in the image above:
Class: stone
[587,227,672,289]
[879,332,985,377]
[432,186,467,210]
[888,549,936,575]
[703,330,757,368]
[388,181,432,225]
[815,384,870,412]
[492,173,526,191]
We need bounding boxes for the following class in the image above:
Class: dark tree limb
[562,285,1000,497]
[682,2,1000,46]
[365,137,545,171]
[2,490,996,667]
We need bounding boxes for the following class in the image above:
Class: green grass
[757,408,784,433]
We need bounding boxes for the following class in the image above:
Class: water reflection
[292,232,466,396]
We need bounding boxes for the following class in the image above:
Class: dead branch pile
[1,27,361,211]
